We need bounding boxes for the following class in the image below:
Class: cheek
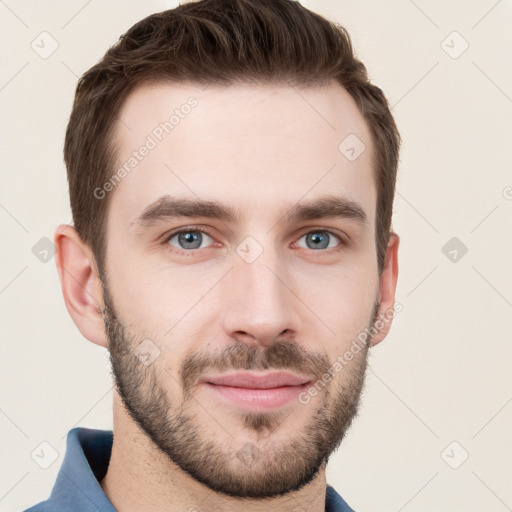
[107,251,227,346]
[293,264,379,349]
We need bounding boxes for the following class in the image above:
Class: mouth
[200,371,313,411]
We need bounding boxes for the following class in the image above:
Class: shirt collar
[47,427,117,511]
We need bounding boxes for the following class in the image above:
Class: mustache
[180,300,380,396]
[180,340,331,397]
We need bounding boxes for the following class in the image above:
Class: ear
[369,232,400,347]
[54,224,108,348]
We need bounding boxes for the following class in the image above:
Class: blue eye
[163,227,345,256]
[166,229,214,251]
[296,231,342,250]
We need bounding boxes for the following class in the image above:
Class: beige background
[1,1,511,511]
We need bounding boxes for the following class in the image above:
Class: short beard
[100,279,378,499]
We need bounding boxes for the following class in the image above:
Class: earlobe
[370,232,400,347]
[54,224,108,348]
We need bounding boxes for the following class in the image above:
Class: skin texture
[55,81,399,512]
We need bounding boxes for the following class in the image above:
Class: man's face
[100,81,382,498]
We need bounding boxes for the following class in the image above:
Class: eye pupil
[307,232,329,250]
[179,231,202,249]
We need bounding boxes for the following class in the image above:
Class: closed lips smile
[200,371,313,410]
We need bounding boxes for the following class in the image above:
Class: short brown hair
[64,0,400,276]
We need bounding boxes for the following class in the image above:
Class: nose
[219,249,302,347]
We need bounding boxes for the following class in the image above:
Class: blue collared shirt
[23,427,355,511]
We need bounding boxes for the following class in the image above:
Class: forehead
[108,81,376,229]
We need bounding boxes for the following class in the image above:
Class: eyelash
[162,226,348,256]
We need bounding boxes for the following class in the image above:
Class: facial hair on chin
[100,280,379,499]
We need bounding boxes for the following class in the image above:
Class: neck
[100,393,327,512]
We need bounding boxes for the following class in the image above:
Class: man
[25,0,400,510]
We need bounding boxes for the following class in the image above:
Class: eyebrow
[130,194,368,229]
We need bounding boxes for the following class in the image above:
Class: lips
[202,371,313,389]
[199,371,315,410]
